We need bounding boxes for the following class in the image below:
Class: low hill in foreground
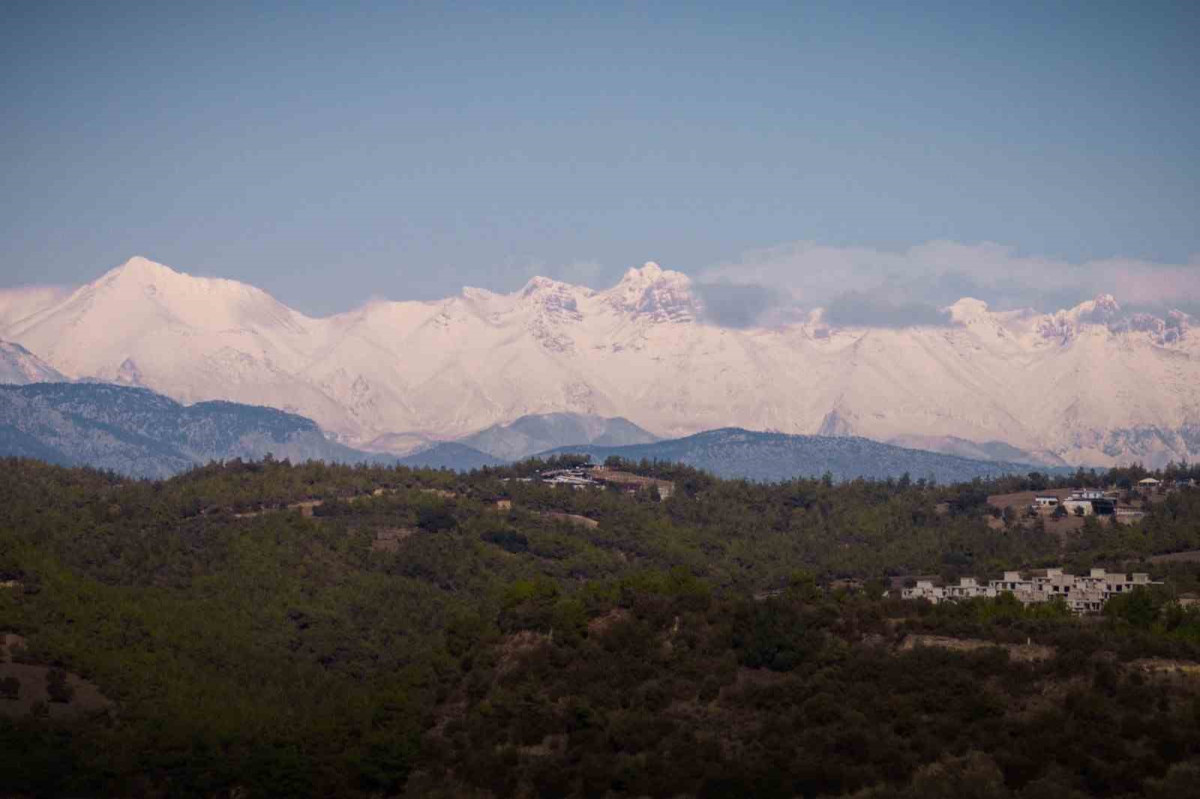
[0,382,379,478]
[543,427,1061,483]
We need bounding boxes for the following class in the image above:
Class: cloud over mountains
[697,240,1200,328]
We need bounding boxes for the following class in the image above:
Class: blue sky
[2,1,1198,317]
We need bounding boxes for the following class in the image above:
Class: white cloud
[698,240,1200,317]
[0,284,73,330]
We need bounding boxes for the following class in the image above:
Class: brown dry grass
[1128,658,1200,682]
[1149,549,1200,563]
[898,634,1054,662]
[586,608,629,636]
[371,527,416,552]
[543,512,599,529]
[496,630,550,675]
[0,633,113,719]
[986,488,1073,510]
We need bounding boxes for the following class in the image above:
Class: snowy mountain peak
[607,261,700,322]
[1,256,314,383]
[92,256,206,302]
[617,261,672,286]
[520,275,589,303]
[1072,293,1122,323]
[521,275,568,295]
[518,277,589,331]
[108,255,178,280]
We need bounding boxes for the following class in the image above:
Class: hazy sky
[2,1,1198,318]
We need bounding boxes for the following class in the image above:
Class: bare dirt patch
[371,527,416,553]
[591,468,674,498]
[586,608,630,636]
[419,488,457,499]
[987,489,1072,510]
[234,498,324,518]
[899,635,1054,662]
[496,630,550,675]
[723,667,790,696]
[1128,658,1200,682]
[1149,549,1200,564]
[1,633,27,658]
[543,512,599,529]
[1045,514,1088,535]
[0,634,113,719]
[518,733,567,758]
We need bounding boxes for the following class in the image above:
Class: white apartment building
[902,577,996,604]
[902,569,1161,614]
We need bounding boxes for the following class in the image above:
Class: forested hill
[0,383,380,478]
[542,427,1054,482]
[3,457,1200,796]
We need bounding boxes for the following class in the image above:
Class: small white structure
[1033,495,1059,507]
[944,577,997,601]
[1114,508,1146,524]
[992,571,1034,593]
[1069,490,1107,501]
[902,580,945,603]
[1138,478,1161,487]
[539,467,600,489]
[1062,499,1093,516]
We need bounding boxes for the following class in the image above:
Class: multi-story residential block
[901,569,1161,614]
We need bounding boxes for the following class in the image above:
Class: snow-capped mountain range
[1,256,1197,467]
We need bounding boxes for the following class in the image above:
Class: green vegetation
[2,456,1200,796]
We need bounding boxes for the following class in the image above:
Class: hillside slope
[0,383,377,478]
[542,428,1059,483]
[0,340,66,384]
[458,412,658,460]
[395,442,506,470]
